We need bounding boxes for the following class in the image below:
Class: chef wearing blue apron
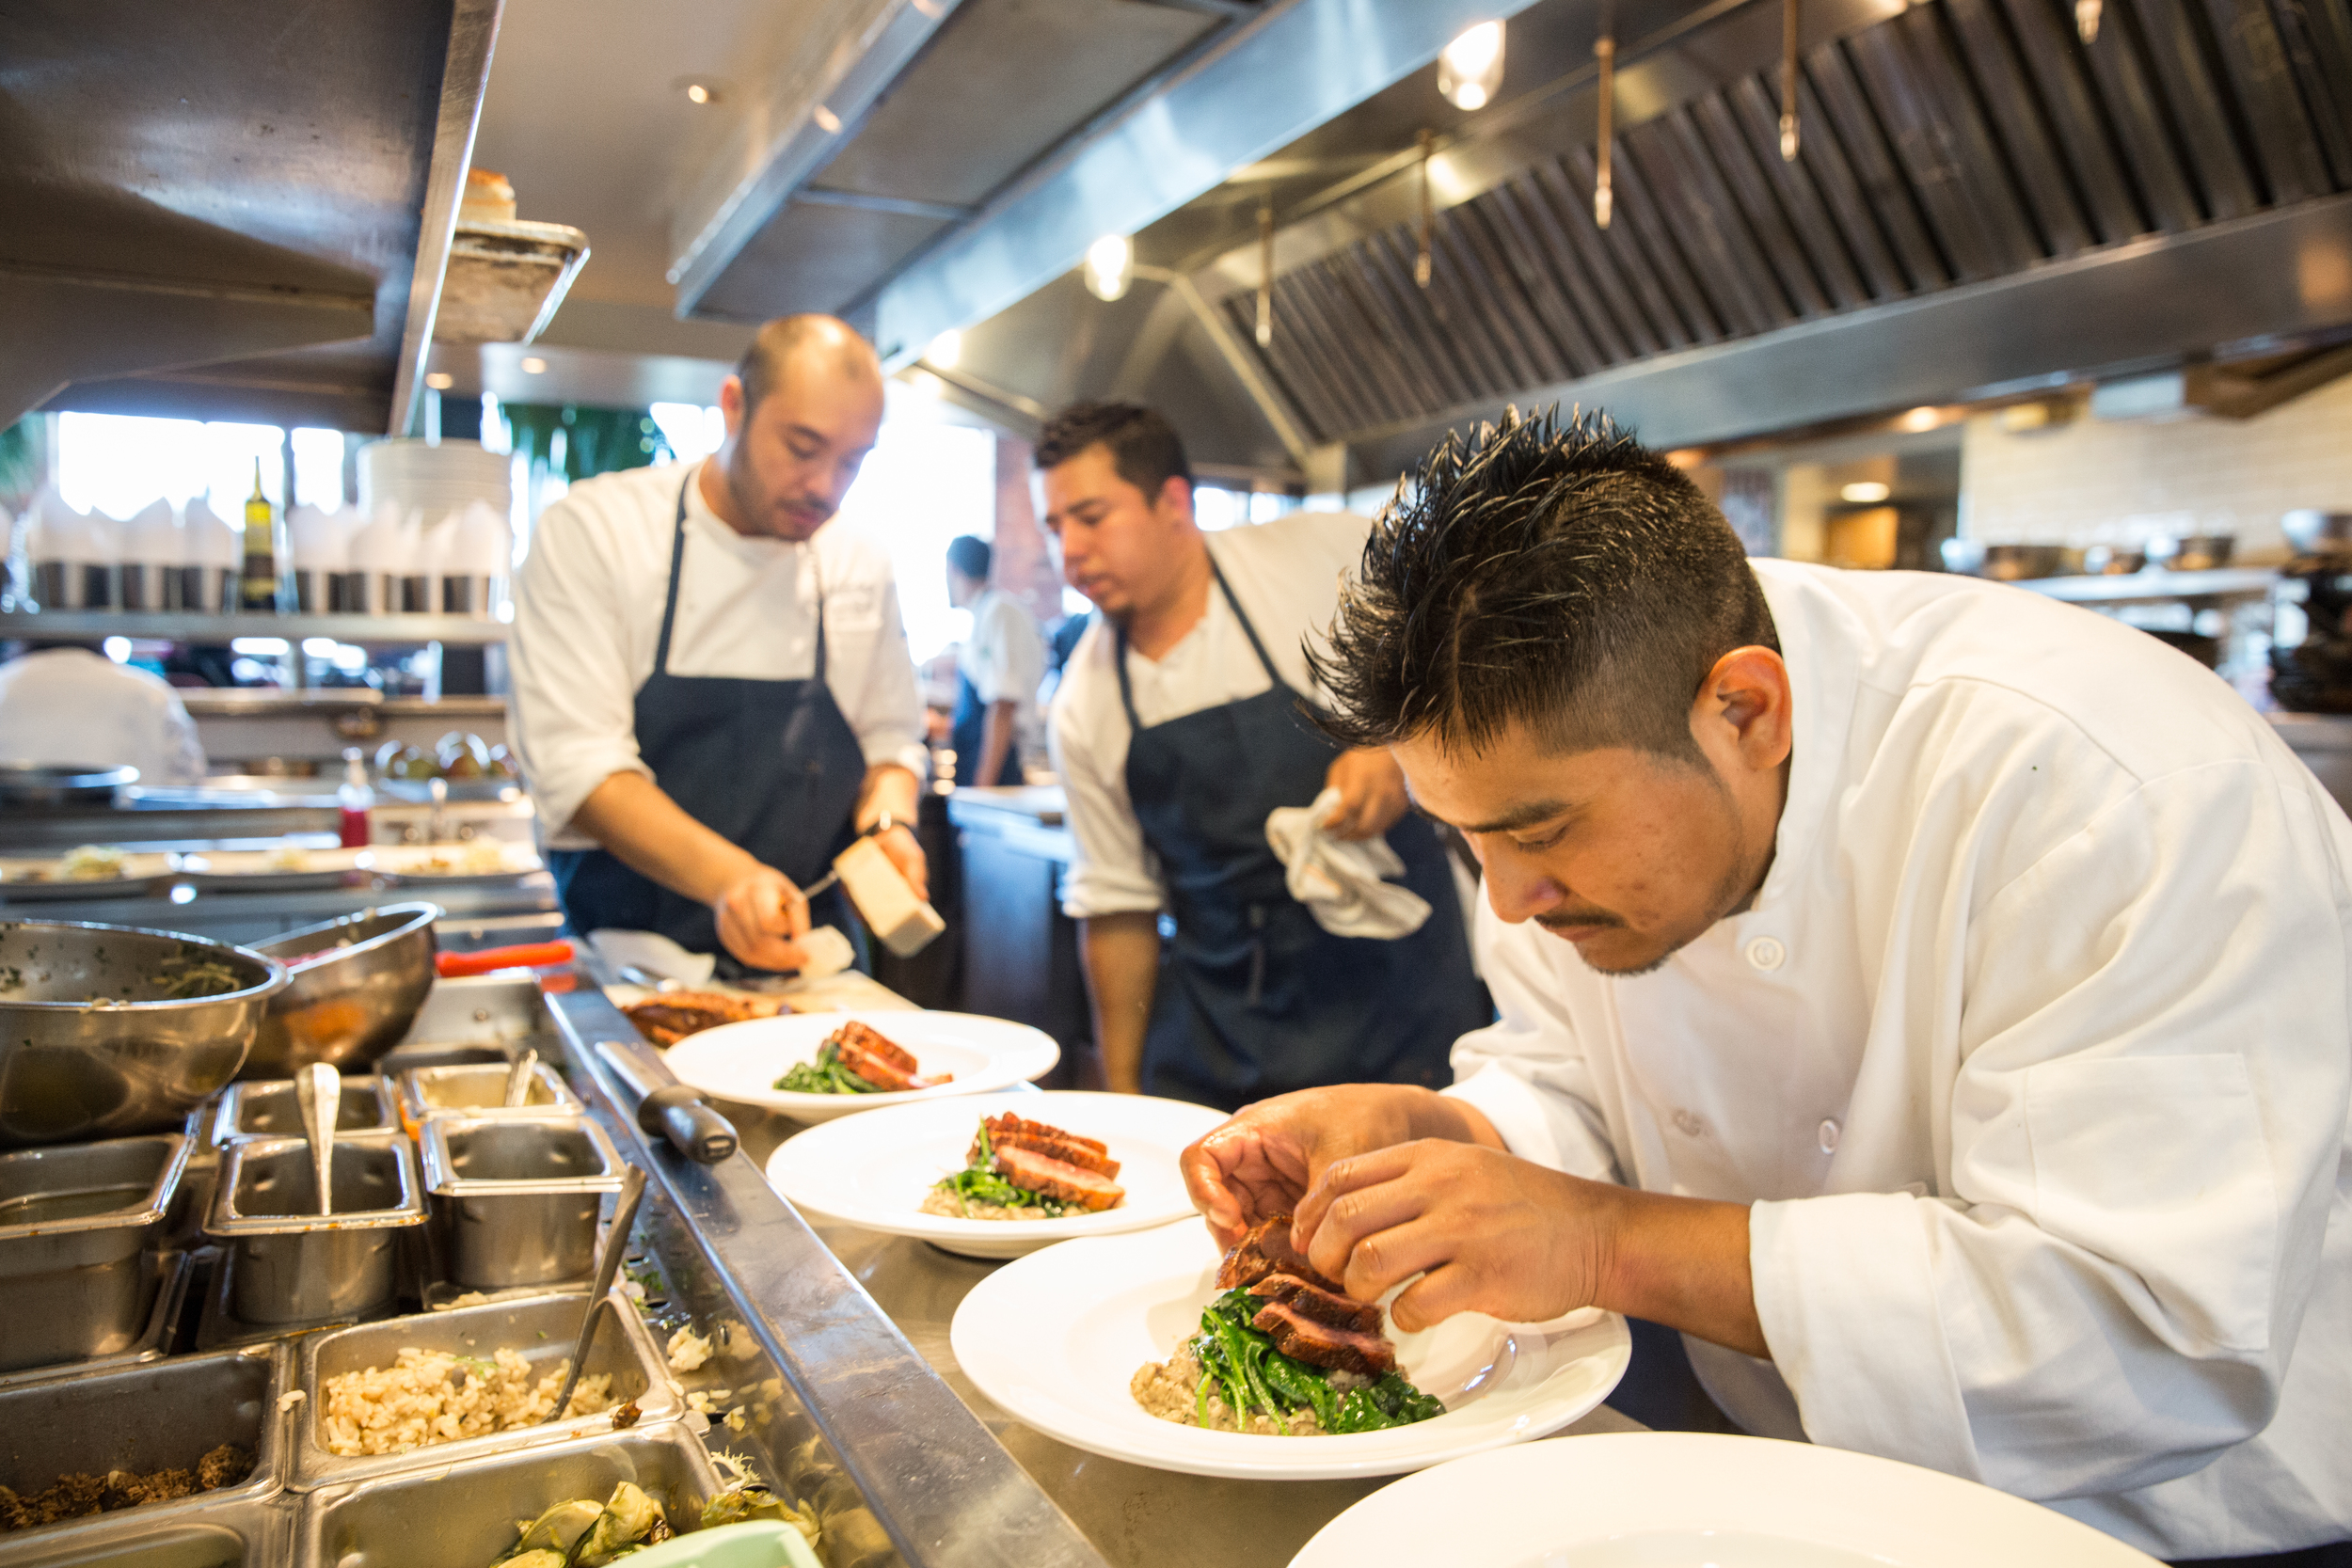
[1041,401,1486,1112]
[946,533,1044,788]
[508,315,929,976]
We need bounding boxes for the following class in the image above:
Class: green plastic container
[621,1522,822,1568]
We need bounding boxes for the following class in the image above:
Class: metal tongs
[547,1164,648,1422]
[295,1061,340,1216]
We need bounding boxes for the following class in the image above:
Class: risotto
[318,1346,615,1457]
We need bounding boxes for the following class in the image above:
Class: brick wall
[1959,376,2352,563]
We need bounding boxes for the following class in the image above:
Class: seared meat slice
[993,1145,1126,1211]
[1247,1273,1380,1336]
[1250,1300,1397,1377]
[829,1022,948,1091]
[624,991,785,1047]
[980,1112,1107,1156]
[971,1113,1120,1179]
[1216,1214,1344,1296]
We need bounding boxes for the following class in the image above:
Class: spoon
[296,1062,339,1216]
[617,966,681,993]
[548,1164,647,1422]
[502,1046,540,1107]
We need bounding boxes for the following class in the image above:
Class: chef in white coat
[1182,410,2351,1562]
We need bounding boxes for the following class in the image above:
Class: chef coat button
[1745,936,1786,972]
[1673,1109,1706,1138]
[1818,1117,1841,1154]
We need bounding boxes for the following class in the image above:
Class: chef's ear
[1155,473,1193,521]
[1692,645,1793,773]
[718,375,746,436]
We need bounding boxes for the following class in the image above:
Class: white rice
[318,1346,615,1457]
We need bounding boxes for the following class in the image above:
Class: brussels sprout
[493,1552,568,1568]
[571,1482,665,1567]
[510,1498,603,1557]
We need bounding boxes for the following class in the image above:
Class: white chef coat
[0,648,206,785]
[1049,512,1370,919]
[959,585,1047,748]
[509,460,926,849]
[1444,559,2352,1559]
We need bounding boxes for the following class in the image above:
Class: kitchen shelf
[2011,567,2277,603]
[0,611,510,644]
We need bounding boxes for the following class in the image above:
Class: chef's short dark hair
[1034,403,1192,501]
[735,315,880,414]
[946,535,992,581]
[1312,408,1776,764]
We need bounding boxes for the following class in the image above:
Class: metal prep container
[294,1291,684,1489]
[419,1113,623,1289]
[0,1345,285,1560]
[0,1134,190,1373]
[204,1132,423,1326]
[397,1059,579,1126]
[211,1075,398,1146]
[296,1428,718,1568]
[0,1496,294,1567]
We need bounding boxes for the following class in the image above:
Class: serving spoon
[548,1164,648,1422]
[502,1046,540,1107]
[295,1061,339,1216]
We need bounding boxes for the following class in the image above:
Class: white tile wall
[1959,376,2352,562]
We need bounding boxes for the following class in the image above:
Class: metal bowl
[0,922,285,1148]
[0,762,138,809]
[244,902,441,1076]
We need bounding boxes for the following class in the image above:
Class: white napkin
[1263,786,1432,941]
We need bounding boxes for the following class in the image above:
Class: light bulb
[1084,233,1133,302]
[1438,21,1506,112]
[1840,481,1892,503]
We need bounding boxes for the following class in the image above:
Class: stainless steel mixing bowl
[0,921,285,1148]
[243,902,440,1076]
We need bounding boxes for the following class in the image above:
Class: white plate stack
[182,496,242,612]
[356,438,509,536]
[287,504,355,613]
[119,499,182,610]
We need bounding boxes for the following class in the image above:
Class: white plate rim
[950,1218,1631,1481]
[1285,1431,2164,1567]
[763,1089,1225,1246]
[662,1009,1061,1117]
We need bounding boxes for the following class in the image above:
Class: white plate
[764,1090,1224,1259]
[1288,1432,2162,1567]
[950,1219,1630,1480]
[0,852,180,899]
[358,841,544,879]
[177,847,367,891]
[662,1010,1060,1123]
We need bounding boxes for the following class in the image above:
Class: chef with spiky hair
[1181,410,2352,1562]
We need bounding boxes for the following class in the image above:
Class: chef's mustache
[1535,908,1627,933]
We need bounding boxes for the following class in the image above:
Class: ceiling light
[927,329,962,370]
[424,372,454,390]
[1900,404,1942,432]
[813,104,842,134]
[1841,481,1892,503]
[1083,233,1133,302]
[519,356,548,374]
[1438,21,1505,113]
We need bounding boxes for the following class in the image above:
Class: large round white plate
[765,1090,1224,1259]
[950,1218,1629,1480]
[1288,1432,2161,1567]
[662,1010,1059,1123]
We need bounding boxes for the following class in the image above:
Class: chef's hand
[1294,1140,1607,1331]
[1180,1085,1502,1250]
[712,864,811,973]
[872,821,930,902]
[1320,748,1410,841]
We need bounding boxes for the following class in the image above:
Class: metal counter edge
[545,979,1113,1568]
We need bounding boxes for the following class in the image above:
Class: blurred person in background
[946,533,1045,788]
[0,642,208,784]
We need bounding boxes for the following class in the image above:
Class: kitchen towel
[1263,786,1432,941]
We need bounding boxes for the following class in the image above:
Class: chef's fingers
[763,873,811,941]
[1387,1258,1488,1334]
[1184,1117,1318,1243]
[1295,1144,1430,1283]
[876,831,930,902]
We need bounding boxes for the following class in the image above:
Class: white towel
[1263,786,1432,941]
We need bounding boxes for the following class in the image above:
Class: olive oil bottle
[240,458,279,612]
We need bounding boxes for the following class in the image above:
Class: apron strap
[651,476,692,676]
[1111,546,1290,733]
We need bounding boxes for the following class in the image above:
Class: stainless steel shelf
[0,611,510,644]
[2011,567,2278,603]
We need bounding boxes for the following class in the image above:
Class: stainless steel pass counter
[547,974,1640,1568]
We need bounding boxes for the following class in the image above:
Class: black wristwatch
[857,811,916,846]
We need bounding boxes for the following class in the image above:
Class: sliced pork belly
[1250,1300,1398,1376]
[1216,1214,1344,1297]
[829,1023,947,1091]
[993,1145,1126,1211]
[971,1114,1120,1179]
[834,1021,927,1076]
[979,1112,1108,1156]
[1247,1273,1381,1337]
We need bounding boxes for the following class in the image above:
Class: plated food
[318,1345,615,1457]
[925,1112,1125,1221]
[663,1010,1057,1124]
[624,990,788,1047]
[949,1220,1630,1479]
[774,1020,950,1095]
[1285,1432,2167,1568]
[0,848,177,896]
[1131,1215,1441,1436]
[767,1091,1221,1258]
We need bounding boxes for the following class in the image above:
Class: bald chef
[510,315,927,972]
[1185,411,2351,1563]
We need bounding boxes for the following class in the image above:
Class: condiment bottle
[337,747,375,848]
